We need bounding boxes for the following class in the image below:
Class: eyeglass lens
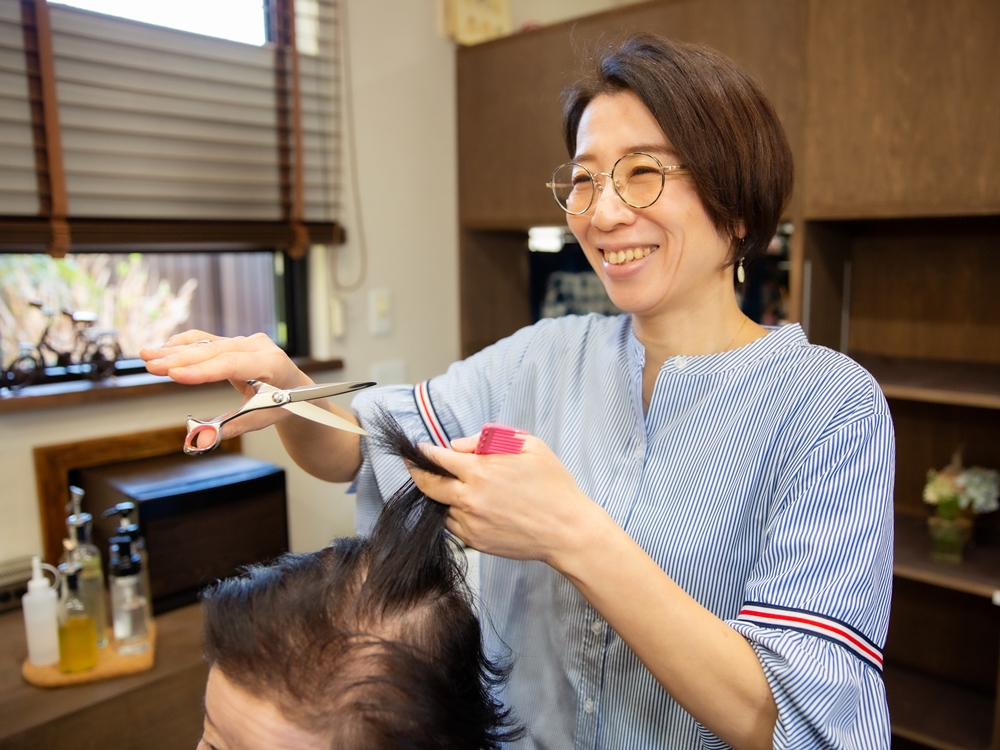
[550,153,666,213]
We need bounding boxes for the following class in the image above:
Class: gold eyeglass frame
[546,152,688,215]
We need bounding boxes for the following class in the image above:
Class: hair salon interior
[0,0,998,747]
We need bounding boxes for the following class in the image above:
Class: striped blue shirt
[353,315,894,750]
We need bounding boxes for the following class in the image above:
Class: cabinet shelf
[894,513,1000,600]
[854,355,1000,411]
[886,662,995,750]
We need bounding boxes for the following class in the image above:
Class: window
[0,249,311,388]
[49,0,268,46]
[0,0,340,390]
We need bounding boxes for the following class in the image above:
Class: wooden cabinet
[803,1,1000,220]
[804,216,1000,748]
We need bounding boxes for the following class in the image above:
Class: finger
[450,435,478,453]
[407,456,467,506]
[142,337,230,373]
[444,514,472,546]
[162,330,221,348]
[415,442,489,480]
[166,350,276,385]
[142,330,221,357]
[143,341,227,378]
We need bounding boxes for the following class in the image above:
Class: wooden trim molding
[33,427,242,565]
[0,218,345,251]
[0,357,345,413]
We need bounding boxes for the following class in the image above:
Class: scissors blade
[281,400,368,435]
[283,381,376,403]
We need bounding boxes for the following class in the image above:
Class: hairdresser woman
[144,36,893,750]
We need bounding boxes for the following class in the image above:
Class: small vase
[927,515,973,563]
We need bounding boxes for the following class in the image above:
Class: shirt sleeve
[723,401,896,749]
[350,322,543,534]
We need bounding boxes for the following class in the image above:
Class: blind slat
[0,120,35,147]
[67,197,283,220]
[0,143,35,168]
[56,81,278,128]
[0,2,20,23]
[66,174,281,202]
[60,108,279,147]
[61,130,281,165]
[49,5,275,68]
[0,193,40,215]
[65,152,280,183]
[54,56,277,105]
[52,35,277,90]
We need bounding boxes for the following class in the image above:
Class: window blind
[0,0,39,216]
[0,0,341,253]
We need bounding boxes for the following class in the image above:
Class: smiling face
[566,91,740,325]
[197,667,330,750]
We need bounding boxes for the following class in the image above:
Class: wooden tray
[21,624,156,688]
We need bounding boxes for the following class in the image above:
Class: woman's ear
[735,221,747,240]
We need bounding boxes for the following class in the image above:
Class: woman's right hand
[141,330,363,482]
[140,330,315,441]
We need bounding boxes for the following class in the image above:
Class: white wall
[0,0,459,561]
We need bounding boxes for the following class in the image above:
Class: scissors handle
[184,419,223,456]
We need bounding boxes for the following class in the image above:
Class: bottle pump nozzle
[102,502,138,534]
[66,486,93,541]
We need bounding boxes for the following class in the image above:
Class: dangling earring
[736,257,746,284]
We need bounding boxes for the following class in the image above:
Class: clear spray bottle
[108,535,151,656]
[102,501,152,621]
[21,556,60,667]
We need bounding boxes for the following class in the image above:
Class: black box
[76,453,288,614]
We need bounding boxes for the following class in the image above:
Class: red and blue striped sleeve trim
[738,602,884,672]
[414,380,451,448]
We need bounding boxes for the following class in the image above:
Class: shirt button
[675,356,688,370]
[590,620,602,635]
[583,699,595,714]
[632,445,644,460]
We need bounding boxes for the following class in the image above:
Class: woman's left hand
[409,435,605,566]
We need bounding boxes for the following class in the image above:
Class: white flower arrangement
[924,449,1000,520]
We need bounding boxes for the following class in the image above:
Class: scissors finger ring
[184,379,376,456]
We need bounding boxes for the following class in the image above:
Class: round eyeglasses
[546,152,688,215]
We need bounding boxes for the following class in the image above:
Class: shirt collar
[626,322,809,376]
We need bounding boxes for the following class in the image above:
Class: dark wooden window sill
[0,358,345,414]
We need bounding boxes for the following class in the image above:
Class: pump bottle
[63,486,109,648]
[21,556,60,667]
[58,564,99,673]
[108,535,151,656]
[102,502,152,621]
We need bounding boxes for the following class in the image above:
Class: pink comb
[475,423,528,455]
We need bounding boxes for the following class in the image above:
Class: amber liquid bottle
[58,565,98,673]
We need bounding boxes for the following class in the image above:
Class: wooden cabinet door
[457,0,807,230]
[803,0,1000,219]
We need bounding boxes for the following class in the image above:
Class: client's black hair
[201,409,522,749]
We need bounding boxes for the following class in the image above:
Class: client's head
[197,411,521,750]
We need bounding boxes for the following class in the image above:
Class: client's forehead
[202,667,329,750]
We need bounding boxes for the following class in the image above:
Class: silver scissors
[184,379,375,456]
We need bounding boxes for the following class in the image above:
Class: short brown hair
[563,34,793,270]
